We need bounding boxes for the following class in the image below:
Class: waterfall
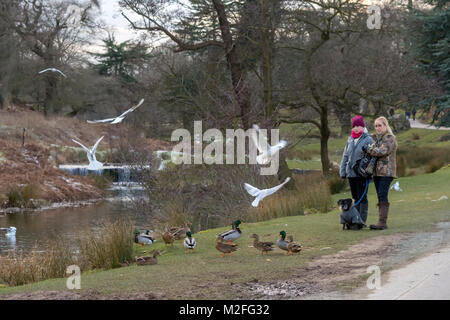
[58,164,148,183]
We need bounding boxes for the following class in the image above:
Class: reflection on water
[0,187,150,254]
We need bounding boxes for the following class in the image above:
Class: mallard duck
[250,233,274,255]
[183,231,196,253]
[277,230,290,254]
[215,239,238,257]
[134,229,155,246]
[217,220,242,243]
[170,221,192,242]
[286,235,302,255]
[162,229,175,246]
[136,250,161,266]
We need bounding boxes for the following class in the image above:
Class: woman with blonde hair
[362,116,397,230]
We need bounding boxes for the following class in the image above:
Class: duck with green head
[277,231,290,254]
[183,231,196,253]
[217,220,242,244]
[134,229,155,246]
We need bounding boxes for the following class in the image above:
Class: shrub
[425,159,445,173]
[6,188,22,207]
[244,191,304,223]
[78,219,134,270]
[21,184,39,204]
[397,147,450,170]
[0,239,75,287]
[396,154,407,177]
[294,172,332,212]
[326,169,348,194]
[6,184,39,208]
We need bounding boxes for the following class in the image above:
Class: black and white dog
[337,198,366,230]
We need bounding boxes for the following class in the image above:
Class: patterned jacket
[367,133,397,178]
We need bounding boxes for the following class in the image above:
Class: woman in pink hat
[339,115,373,225]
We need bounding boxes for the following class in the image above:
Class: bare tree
[2,0,99,115]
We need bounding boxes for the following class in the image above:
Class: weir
[58,164,149,182]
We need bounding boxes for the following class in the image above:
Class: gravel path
[409,119,450,130]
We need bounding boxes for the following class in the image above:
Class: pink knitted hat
[351,115,365,128]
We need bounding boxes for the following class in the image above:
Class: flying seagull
[87,99,144,124]
[244,177,291,207]
[71,136,104,170]
[38,68,67,78]
[251,124,287,165]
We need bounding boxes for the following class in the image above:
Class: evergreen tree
[411,0,449,125]
[92,35,152,83]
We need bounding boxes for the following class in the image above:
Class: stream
[0,164,150,254]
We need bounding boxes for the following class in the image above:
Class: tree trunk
[320,110,331,175]
[44,75,57,116]
[278,151,296,189]
[212,0,251,129]
[261,0,273,117]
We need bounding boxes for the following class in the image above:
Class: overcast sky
[97,0,140,44]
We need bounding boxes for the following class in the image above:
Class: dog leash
[354,179,370,207]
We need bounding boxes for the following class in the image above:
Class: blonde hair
[375,116,395,137]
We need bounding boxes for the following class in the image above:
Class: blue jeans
[373,176,393,203]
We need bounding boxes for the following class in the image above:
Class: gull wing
[244,183,261,197]
[38,68,67,78]
[251,124,270,153]
[117,98,145,119]
[271,140,287,152]
[54,69,67,78]
[261,177,291,198]
[38,68,52,74]
[72,139,91,154]
[92,136,104,154]
[87,118,116,124]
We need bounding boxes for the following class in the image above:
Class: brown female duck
[215,239,238,257]
[250,233,274,255]
[136,250,161,266]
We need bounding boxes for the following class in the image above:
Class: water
[0,185,149,254]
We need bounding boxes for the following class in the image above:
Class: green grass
[1,168,449,299]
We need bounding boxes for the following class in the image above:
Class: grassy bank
[1,168,448,298]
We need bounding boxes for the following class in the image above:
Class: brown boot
[370,202,389,230]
